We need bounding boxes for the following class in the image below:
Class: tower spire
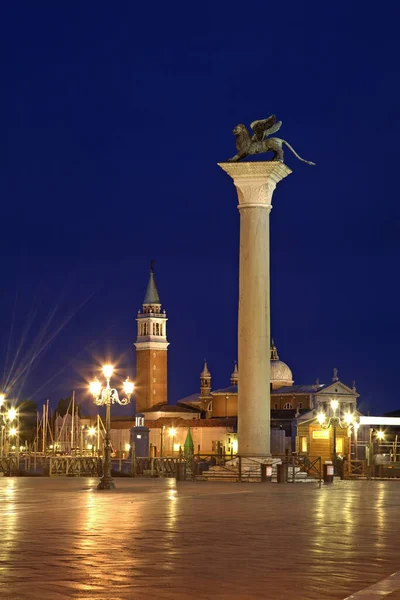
[230,361,238,386]
[200,360,211,396]
[135,261,168,412]
[143,260,160,305]
[270,339,279,361]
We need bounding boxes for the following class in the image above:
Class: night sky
[1,2,399,416]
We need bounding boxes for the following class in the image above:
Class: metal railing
[0,451,323,485]
[0,456,19,475]
[49,456,102,477]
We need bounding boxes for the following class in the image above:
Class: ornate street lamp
[89,365,134,490]
[316,400,357,474]
[0,394,5,458]
[168,427,177,456]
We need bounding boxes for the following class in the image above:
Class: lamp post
[0,394,5,457]
[160,425,165,457]
[89,365,134,490]
[88,426,96,454]
[368,429,385,477]
[6,407,18,458]
[317,400,357,475]
[168,427,176,456]
[353,422,360,460]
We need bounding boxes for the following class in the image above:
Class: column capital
[218,161,292,210]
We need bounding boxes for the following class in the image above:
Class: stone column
[218,162,291,456]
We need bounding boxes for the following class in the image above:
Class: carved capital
[218,161,292,210]
[235,181,276,209]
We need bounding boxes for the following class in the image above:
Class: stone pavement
[1,478,400,599]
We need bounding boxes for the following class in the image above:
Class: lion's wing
[250,115,276,141]
[264,120,282,138]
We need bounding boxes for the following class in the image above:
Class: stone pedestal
[218,161,291,456]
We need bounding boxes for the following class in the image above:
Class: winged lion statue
[227,115,315,166]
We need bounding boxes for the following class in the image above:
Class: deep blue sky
[1,2,399,416]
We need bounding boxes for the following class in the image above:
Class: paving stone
[2,478,400,599]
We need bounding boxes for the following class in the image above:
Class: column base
[97,476,116,490]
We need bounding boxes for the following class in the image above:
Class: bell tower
[134,261,169,412]
[200,360,211,396]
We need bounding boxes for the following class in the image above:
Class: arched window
[155,323,160,335]
[283,402,293,410]
[160,324,163,336]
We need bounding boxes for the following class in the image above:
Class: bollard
[277,462,288,483]
[131,442,136,477]
[260,463,272,482]
[175,462,186,481]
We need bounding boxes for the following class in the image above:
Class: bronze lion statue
[227,115,315,166]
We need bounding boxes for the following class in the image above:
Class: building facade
[98,264,366,459]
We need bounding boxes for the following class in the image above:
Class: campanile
[134,262,169,412]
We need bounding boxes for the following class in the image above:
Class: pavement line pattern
[344,572,400,599]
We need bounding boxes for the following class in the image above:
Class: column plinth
[218,161,292,456]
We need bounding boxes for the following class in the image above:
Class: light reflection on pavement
[1,478,400,599]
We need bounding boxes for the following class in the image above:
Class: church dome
[270,360,293,385]
[270,340,293,388]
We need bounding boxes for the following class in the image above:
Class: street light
[87,426,97,453]
[0,394,5,457]
[7,408,17,422]
[368,429,385,477]
[89,365,134,490]
[317,400,357,474]
[168,427,177,456]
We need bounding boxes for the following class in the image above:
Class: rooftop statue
[227,115,315,166]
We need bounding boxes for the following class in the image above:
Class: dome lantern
[270,340,293,389]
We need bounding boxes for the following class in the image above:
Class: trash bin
[323,462,334,484]
[277,462,288,483]
[175,462,186,481]
[260,463,273,482]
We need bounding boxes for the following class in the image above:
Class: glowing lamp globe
[330,400,339,412]
[102,365,114,379]
[344,413,354,425]
[89,379,102,398]
[123,378,134,396]
[7,408,17,421]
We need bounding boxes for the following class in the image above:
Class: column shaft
[218,162,291,456]
[238,204,271,455]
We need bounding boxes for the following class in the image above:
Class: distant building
[104,265,367,459]
[134,263,169,412]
